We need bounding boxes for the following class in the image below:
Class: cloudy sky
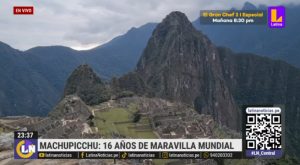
[0,0,298,50]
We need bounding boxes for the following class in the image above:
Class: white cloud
[0,0,298,50]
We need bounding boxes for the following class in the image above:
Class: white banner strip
[38,139,242,152]
[246,107,281,114]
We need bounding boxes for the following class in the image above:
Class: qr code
[245,114,282,150]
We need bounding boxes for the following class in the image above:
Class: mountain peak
[26,45,75,54]
[0,41,11,48]
[0,41,18,53]
[147,11,204,49]
[137,11,211,73]
[242,2,257,10]
[63,64,111,105]
[159,11,193,30]
[136,11,239,129]
[48,95,91,120]
[164,11,190,23]
[76,64,94,72]
[70,64,102,83]
[64,64,103,89]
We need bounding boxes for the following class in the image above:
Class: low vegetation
[94,103,156,138]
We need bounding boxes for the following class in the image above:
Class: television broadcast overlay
[13,106,285,160]
[200,10,267,25]
[14,133,243,159]
[200,6,286,28]
[243,106,285,159]
[1,0,299,165]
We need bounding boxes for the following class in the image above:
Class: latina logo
[268,6,285,28]
[14,140,37,159]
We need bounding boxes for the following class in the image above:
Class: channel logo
[14,139,37,159]
[268,6,285,28]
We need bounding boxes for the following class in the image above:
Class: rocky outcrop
[48,95,92,121]
[135,11,240,130]
[28,95,97,138]
[0,132,14,151]
[64,64,111,105]
[111,72,147,96]
[218,47,300,157]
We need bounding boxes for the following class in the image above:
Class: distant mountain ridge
[0,42,59,116]
[0,23,155,116]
